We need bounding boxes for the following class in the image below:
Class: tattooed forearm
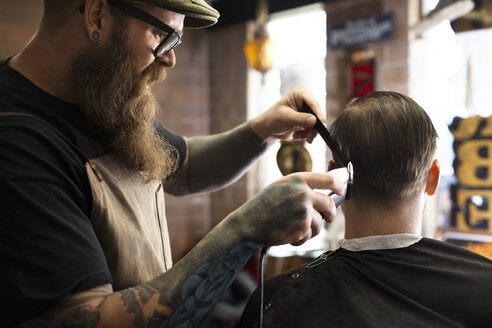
[159,242,258,328]
[58,306,100,328]
[120,289,146,327]
[138,286,155,305]
[119,285,160,327]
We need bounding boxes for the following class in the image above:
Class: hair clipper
[325,162,353,207]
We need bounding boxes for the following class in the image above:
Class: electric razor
[326,162,353,207]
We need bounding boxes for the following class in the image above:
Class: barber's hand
[250,86,325,143]
[232,172,344,247]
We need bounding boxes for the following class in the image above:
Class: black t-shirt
[0,58,186,326]
[240,238,492,327]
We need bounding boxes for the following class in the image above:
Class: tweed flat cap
[121,0,219,28]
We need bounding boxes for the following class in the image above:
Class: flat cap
[121,0,219,28]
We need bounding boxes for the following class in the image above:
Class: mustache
[141,61,167,86]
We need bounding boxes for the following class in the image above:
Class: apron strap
[0,112,103,181]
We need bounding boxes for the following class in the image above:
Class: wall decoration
[449,115,492,232]
[328,13,395,49]
[350,59,375,98]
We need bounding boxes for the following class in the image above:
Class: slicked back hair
[329,91,437,201]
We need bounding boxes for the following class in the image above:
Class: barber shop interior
[1,0,492,327]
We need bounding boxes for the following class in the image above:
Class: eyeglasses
[106,0,182,57]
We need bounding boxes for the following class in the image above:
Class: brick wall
[208,23,251,227]
[154,28,213,262]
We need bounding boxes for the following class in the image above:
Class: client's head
[329,91,438,201]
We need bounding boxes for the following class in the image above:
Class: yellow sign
[456,140,492,186]
[449,115,492,232]
[454,189,492,231]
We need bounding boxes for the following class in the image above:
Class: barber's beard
[72,30,177,182]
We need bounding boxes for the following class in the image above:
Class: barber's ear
[84,0,109,41]
[425,159,440,196]
[328,160,335,171]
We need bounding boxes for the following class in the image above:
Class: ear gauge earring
[92,30,100,41]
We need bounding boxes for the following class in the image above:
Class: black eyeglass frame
[81,0,182,57]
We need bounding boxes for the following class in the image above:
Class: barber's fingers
[290,208,324,246]
[278,107,319,144]
[259,105,317,141]
[288,86,326,123]
[309,208,324,237]
[290,190,336,246]
[291,234,311,247]
[309,189,338,223]
[293,129,317,144]
[275,106,317,130]
[296,172,346,196]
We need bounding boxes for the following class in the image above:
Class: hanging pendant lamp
[244,0,275,73]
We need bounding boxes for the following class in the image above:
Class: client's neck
[342,193,425,239]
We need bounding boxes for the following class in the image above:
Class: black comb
[301,102,340,157]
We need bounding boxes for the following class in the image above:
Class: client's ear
[425,159,440,196]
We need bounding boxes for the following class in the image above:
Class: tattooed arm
[21,172,343,328]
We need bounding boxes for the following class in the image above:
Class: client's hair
[329,91,437,200]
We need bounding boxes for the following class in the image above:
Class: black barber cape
[240,238,492,328]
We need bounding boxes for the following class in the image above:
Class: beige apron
[86,154,172,290]
[1,112,172,291]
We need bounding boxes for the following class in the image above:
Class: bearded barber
[0,0,343,327]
